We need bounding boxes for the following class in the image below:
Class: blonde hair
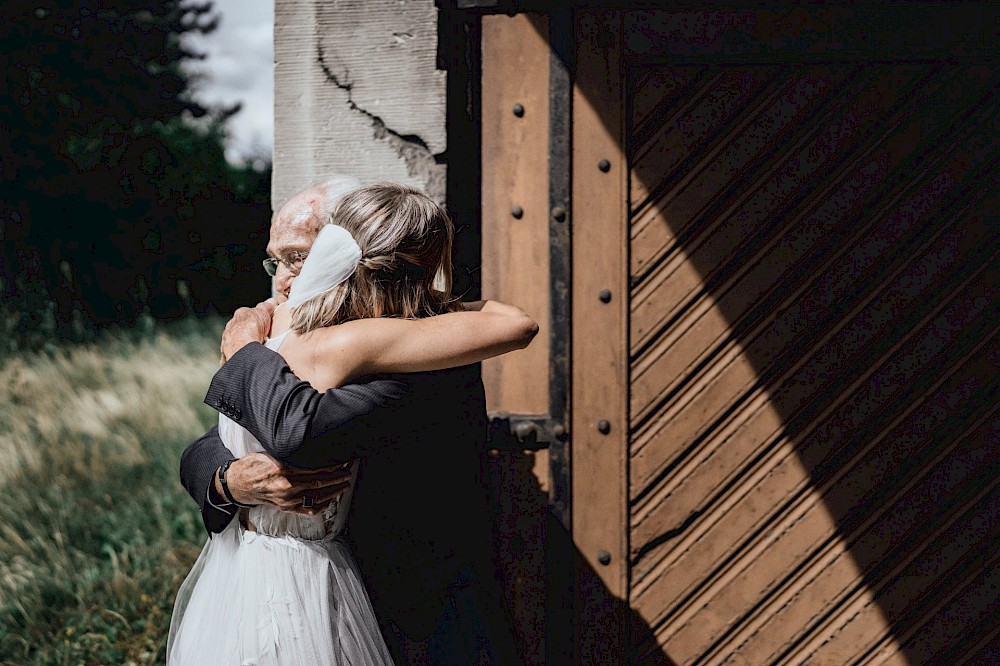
[291,182,460,334]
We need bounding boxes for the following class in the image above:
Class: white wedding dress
[167,333,393,665]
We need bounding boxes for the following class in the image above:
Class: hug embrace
[168,179,537,665]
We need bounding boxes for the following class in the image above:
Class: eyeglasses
[262,251,309,277]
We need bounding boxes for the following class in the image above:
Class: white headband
[286,224,362,307]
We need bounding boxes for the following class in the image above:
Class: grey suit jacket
[178,342,493,639]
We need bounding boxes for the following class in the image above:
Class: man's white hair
[273,174,363,215]
[308,175,363,218]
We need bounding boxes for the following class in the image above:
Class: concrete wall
[273,0,446,205]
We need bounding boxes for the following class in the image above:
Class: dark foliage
[0,0,272,349]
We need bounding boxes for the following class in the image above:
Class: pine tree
[1,1,271,345]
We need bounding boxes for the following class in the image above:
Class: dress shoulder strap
[265,330,292,351]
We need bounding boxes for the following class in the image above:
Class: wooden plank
[622,20,997,661]
[632,309,997,655]
[629,67,772,271]
[623,7,999,63]
[637,397,996,663]
[571,9,629,664]
[653,498,844,664]
[631,220,997,578]
[480,17,553,665]
[630,62,995,449]
[784,456,999,665]
[631,434,821,627]
[481,13,551,416]
[719,421,999,666]
[628,65,916,352]
[631,175,988,503]
[630,67,702,146]
[864,549,1000,665]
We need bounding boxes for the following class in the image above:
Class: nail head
[513,421,536,442]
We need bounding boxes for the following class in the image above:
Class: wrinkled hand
[220,298,277,364]
[218,452,352,516]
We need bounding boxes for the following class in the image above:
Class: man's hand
[221,298,277,364]
[216,452,352,515]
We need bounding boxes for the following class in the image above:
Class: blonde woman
[169,183,532,665]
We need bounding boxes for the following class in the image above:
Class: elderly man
[178,176,523,665]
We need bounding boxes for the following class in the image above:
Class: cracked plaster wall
[273,0,446,206]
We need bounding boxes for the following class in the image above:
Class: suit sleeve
[203,342,413,468]
[178,424,238,534]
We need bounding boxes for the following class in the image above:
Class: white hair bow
[286,224,362,307]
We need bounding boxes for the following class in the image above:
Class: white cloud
[183,0,274,164]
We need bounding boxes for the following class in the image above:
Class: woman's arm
[361,300,539,372]
[290,301,538,391]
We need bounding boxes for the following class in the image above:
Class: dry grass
[0,321,223,665]
[0,327,219,482]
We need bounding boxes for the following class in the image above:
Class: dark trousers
[384,564,524,665]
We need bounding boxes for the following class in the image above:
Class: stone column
[273,0,446,205]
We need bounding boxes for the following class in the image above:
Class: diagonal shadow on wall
[549,6,998,666]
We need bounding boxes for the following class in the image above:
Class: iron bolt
[598,158,611,173]
[551,206,567,222]
[513,421,537,442]
[597,420,611,435]
[598,550,612,566]
[599,289,612,303]
[512,103,525,117]
[511,205,524,219]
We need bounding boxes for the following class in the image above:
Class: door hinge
[487,414,568,451]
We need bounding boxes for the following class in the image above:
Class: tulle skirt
[167,522,393,665]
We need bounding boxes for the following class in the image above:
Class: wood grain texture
[481,13,551,416]
[621,8,998,665]
[480,16,554,665]
[571,9,629,665]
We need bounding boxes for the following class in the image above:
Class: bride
[167,182,536,665]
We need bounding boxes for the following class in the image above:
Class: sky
[183,0,274,165]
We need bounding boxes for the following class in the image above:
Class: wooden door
[571,6,999,665]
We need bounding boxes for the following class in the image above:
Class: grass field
[0,321,224,665]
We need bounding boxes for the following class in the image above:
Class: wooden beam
[481,13,552,418]
[572,9,629,664]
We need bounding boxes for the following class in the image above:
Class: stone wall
[273,0,446,205]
